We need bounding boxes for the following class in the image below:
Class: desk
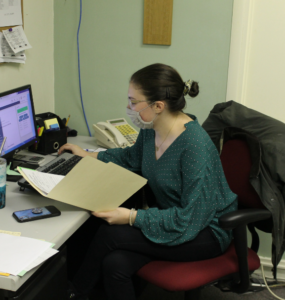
[0,136,98,295]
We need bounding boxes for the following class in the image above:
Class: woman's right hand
[58,143,89,158]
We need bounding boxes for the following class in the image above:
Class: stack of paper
[0,233,58,277]
[0,230,21,237]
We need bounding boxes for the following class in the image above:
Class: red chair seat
[137,242,260,291]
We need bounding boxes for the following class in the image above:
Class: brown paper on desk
[18,156,147,212]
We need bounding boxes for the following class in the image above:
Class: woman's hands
[58,143,98,158]
[93,208,137,225]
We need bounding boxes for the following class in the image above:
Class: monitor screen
[0,85,37,159]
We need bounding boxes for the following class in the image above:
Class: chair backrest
[220,139,265,209]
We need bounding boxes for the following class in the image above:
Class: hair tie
[166,87,170,99]
[183,80,193,96]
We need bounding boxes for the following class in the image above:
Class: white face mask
[126,103,157,129]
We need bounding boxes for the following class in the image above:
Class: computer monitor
[0,85,37,161]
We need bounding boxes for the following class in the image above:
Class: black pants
[72,222,222,300]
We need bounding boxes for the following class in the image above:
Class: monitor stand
[6,159,38,183]
[10,160,39,171]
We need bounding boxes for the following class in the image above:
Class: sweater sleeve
[133,148,219,246]
[97,130,144,173]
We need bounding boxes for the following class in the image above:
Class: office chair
[137,138,272,300]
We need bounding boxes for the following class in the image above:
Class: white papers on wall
[0,0,31,64]
[2,25,32,53]
[0,31,25,63]
[0,25,31,64]
[0,0,22,27]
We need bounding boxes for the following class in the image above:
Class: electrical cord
[255,264,285,288]
[77,0,92,137]
[260,264,285,300]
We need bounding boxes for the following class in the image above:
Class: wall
[245,0,285,123]
[0,1,54,114]
[54,0,234,136]
[227,0,285,271]
[227,0,285,124]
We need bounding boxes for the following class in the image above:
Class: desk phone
[107,118,138,145]
[93,118,138,149]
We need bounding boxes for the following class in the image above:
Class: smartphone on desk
[13,206,61,223]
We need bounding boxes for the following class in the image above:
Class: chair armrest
[219,209,271,230]
[218,208,271,293]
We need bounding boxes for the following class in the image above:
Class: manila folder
[24,156,147,212]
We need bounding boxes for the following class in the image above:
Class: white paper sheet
[0,31,25,63]
[0,0,22,27]
[0,233,54,276]
[2,26,31,54]
[18,247,58,276]
[19,168,64,195]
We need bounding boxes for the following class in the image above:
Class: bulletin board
[0,0,24,65]
[143,0,173,45]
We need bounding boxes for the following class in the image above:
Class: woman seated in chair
[60,63,238,300]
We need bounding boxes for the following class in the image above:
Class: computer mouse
[58,150,73,156]
[63,150,73,154]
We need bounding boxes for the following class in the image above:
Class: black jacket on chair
[202,100,285,277]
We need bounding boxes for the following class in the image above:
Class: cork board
[143,0,173,46]
[0,0,24,65]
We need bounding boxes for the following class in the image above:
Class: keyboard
[39,155,82,175]
[18,152,82,190]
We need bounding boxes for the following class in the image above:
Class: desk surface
[0,135,99,291]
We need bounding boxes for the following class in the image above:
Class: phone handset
[93,122,129,149]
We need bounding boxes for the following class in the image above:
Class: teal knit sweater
[98,116,237,252]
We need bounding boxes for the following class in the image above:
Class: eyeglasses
[128,99,148,106]
[128,99,167,109]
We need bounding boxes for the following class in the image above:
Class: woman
[60,63,237,300]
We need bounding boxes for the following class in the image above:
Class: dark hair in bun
[130,63,199,113]
[188,81,199,98]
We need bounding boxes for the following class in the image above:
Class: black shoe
[67,281,89,300]
[68,294,89,300]
[68,295,89,300]
[68,291,89,300]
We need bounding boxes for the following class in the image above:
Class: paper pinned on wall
[0,0,22,27]
[2,26,32,54]
[0,31,25,63]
